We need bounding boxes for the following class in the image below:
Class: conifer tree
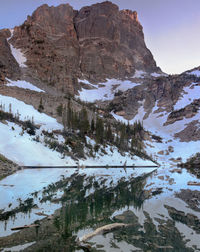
[96,117,104,144]
[119,123,127,150]
[105,122,113,143]
[62,105,67,132]
[38,98,44,112]
[67,99,72,128]
[90,118,95,134]
[73,110,79,130]
[79,107,90,137]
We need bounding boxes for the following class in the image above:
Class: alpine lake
[0,165,200,252]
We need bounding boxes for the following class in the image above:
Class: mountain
[0,1,160,94]
[0,1,199,168]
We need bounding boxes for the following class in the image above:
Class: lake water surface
[0,166,200,251]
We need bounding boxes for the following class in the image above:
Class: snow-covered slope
[186,69,200,77]
[0,120,155,166]
[0,94,155,166]
[77,78,140,102]
[112,96,200,165]
[174,82,200,110]
[0,94,61,130]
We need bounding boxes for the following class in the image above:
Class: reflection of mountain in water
[1,167,200,251]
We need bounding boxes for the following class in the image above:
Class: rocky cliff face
[74,2,158,81]
[5,1,159,94]
[0,29,20,84]
[109,73,200,120]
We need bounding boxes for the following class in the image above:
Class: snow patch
[174,82,200,110]
[151,72,168,77]
[187,69,200,77]
[131,70,146,78]
[6,78,45,93]
[0,95,155,166]
[0,94,62,131]
[77,79,140,102]
[7,29,27,68]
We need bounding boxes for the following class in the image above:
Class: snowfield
[130,70,168,79]
[174,82,200,110]
[7,29,27,68]
[77,78,140,102]
[112,101,200,164]
[0,121,71,166]
[0,94,155,166]
[0,94,62,131]
[6,78,45,93]
[187,69,200,77]
[0,120,155,166]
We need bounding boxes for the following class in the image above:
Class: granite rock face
[74,1,159,81]
[10,4,80,94]
[0,29,20,84]
[6,1,159,94]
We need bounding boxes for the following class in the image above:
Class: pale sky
[1,0,200,74]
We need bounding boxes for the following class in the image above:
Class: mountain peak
[1,1,159,93]
[121,9,139,23]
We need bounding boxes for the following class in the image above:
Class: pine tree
[62,105,67,132]
[126,122,131,138]
[9,103,12,114]
[38,98,44,112]
[79,107,90,137]
[67,99,73,129]
[131,136,136,150]
[105,122,113,143]
[119,123,127,150]
[90,118,95,134]
[73,110,79,130]
[95,117,104,144]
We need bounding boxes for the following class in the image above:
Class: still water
[0,166,200,251]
